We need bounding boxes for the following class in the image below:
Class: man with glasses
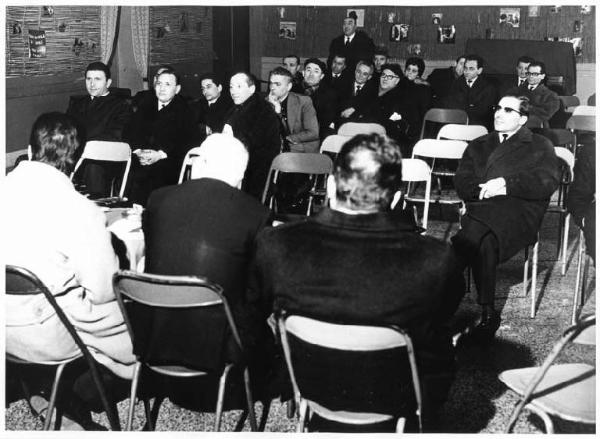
[507,60,560,128]
[452,95,559,343]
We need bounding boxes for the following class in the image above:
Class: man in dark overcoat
[252,133,465,432]
[326,12,375,74]
[452,95,560,341]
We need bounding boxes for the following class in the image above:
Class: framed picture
[499,8,520,28]
[390,24,409,42]
[438,25,456,44]
[279,21,296,40]
[346,9,364,27]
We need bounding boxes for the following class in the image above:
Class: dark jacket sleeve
[454,141,485,201]
[567,143,595,227]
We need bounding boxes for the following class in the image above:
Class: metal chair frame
[401,158,432,231]
[337,122,386,136]
[436,124,488,141]
[418,108,469,140]
[112,270,258,432]
[572,229,593,325]
[6,265,121,430]
[177,146,202,184]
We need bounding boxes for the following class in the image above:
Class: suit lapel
[485,128,530,174]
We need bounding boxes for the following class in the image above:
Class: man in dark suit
[372,46,389,84]
[223,72,282,199]
[327,12,375,73]
[338,60,378,126]
[282,54,305,94]
[443,54,497,130]
[507,61,560,128]
[125,68,199,205]
[252,133,465,432]
[301,58,338,140]
[193,73,233,137]
[142,133,274,397]
[67,61,131,197]
[452,95,560,342]
[426,55,465,107]
[322,54,353,107]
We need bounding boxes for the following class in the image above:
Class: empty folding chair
[436,124,488,141]
[571,105,596,116]
[401,158,432,231]
[177,146,202,184]
[338,122,386,136]
[320,134,350,156]
[558,95,580,113]
[418,108,468,140]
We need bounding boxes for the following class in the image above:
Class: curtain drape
[131,6,150,84]
[100,6,119,64]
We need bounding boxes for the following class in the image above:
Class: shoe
[470,310,501,343]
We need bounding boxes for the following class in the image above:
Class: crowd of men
[5,11,593,433]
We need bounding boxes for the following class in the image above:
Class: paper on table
[108,217,143,236]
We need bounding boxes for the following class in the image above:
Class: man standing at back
[252,133,465,432]
[327,11,375,74]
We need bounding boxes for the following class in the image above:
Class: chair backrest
[437,124,488,141]
[401,158,431,230]
[320,134,350,155]
[571,105,596,116]
[566,115,596,132]
[338,122,386,136]
[532,128,575,147]
[554,146,575,175]
[178,146,203,184]
[278,313,423,430]
[261,152,333,204]
[559,95,581,111]
[70,141,132,198]
[412,139,469,160]
[419,108,469,139]
[112,270,244,367]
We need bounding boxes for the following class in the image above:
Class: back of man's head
[191,133,249,189]
[29,112,80,175]
[330,133,403,213]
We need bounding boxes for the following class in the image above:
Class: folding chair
[531,128,575,151]
[261,152,333,216]
[338,122,386,136]
[401,158,432,231]
[319,134,350,156]
[70,140,132,198]
[571,105,596,116]
[566,115,595,158]
[418,108,468,140]
[436,124,487,141]
[572,229,593,325]
[278,313,423,433]
[6,265,121,431]
[177,146,202,184]
[500,315,595,433]
[112,270,258,432]
[558,95,580,113]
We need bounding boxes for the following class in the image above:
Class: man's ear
[27,145,32,160]
[326,175,337,207]
[286,81,293,92]
[175,84,181,95]
[250,85,256,95]
[106,78,112,89]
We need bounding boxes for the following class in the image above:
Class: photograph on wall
[12,21,22,34]
[390,24,409,42]
[528,6,540,17]
[437,25,456,44]
[499,8,520,28]
[407,43,422,55]
[432,13,442,25]
[346,9,364,27]
[42,6,54,17]
[581,5,592,14]
[550,6,561,13]
[561,37,583,56]
[28,29,47,58]
[279,21,296,40]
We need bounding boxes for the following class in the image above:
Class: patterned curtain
[100,6,119,64]
[131,6,149,82]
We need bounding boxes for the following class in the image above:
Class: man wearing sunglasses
[452,95,560,343]
[507,61,560,128]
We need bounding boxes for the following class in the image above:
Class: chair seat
[499,363,596,423]
[147,363,210,378]
[6,352,82,366]
[307,399,394,425]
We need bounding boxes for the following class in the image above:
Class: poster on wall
[279,21,296,40]
[581,6,592,14]
[528,6,540,17]
[28,30,47,58]
[437,25,456,44]
[432,13,442,25]
[346,9,364,27]
[390,24,409,42]
[499,8,520,27]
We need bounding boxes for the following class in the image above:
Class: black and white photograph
[3,4,596,437]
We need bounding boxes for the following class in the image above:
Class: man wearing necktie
[507,60,560,128]
[326,12,375,73]
[339,60,377,124]
[515,55,534,88]
[452,94,560,344]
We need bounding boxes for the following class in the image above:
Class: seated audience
[131,64,173,111]
[443,54,497,130]
[193,72,234,138]
[143,133,274,394]
[126,68,198,205]
[282,54,304,94]
[301,58,338,140]
[67,61,132,197]
[427,54,465,106]
[507,61,560,128]
[338,59,378,125]
[567,142,595,262]
[252,133,465,432]
[4,112,135,427]
[452,95,560,342]
[372,46,389,83]
[322,54,353,99]
[397,57,433,146]
[511,55,534,91]
[223,72,281,199]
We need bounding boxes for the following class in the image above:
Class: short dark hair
[85,61,111,80]
[269,66,293,82]
[528,60,546,75]
[199,72,222,88]
[156,68,180,85]
[465,54,484,69]
[334,133,403,211]
[405,57,426,77]
[455,54,467,63]
[232,71,257,87]
[29,112,80,174]
[517,55,534,65]
[347,11,358,21]
[380,63,402,78]
[304,58,327,73]
[501,94,531,116]
[332,54,347,62]
[283,55,300,65]
[374,46,389,57]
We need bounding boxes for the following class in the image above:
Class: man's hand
[268,93,282,114]
[136,149,166,166]
[341,107,355,118]
[478,177,507,199]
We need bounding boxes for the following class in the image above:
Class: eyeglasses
[381,74,400,80]
[493,105,525,116]
[526,72,542,76]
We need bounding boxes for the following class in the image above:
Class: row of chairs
[7,265,595,433]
